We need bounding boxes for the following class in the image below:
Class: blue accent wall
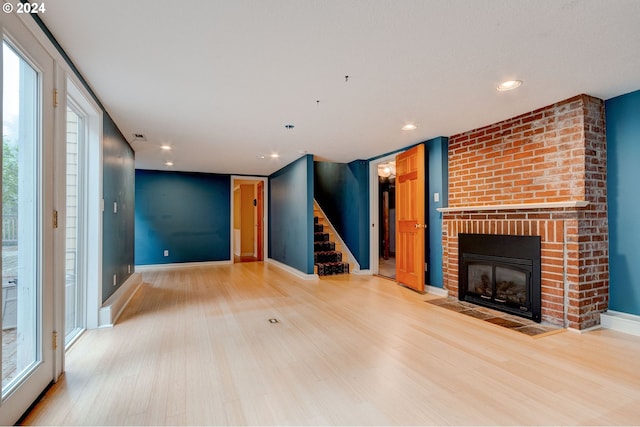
[426,136,448,288]
[314,160,370,269]
[269,155,314,274]
[135,170,231,265]
[605,90,640,316]
[102,114,135,302]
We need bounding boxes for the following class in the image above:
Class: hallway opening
[231,177,266,263]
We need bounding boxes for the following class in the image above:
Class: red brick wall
[442,95,608,329]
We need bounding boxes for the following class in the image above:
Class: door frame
[1,12,56,425]
[53,73,103,348]
[369,153,399,275]
[230,176,268,261]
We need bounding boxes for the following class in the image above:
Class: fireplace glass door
[462,254,534,319]
[468,264,493,298]
[495,266,527,305]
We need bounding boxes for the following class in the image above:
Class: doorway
[378,161,396,279]
[1,23,55,425]
[369,153,399,277]
[231,177,266,263]
[369,147,427,291]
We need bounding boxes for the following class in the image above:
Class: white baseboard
[600,310,640,337]
[352,269,372,275]
[98,273,142,328]
[567,324,601,334]
[135,260,232,272]
[426,285,448,297]
[266,258,318,280]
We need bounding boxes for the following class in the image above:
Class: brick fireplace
[440,94,608,330]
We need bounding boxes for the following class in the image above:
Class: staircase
[314,216,350,276]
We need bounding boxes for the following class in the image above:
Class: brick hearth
[440,94,608,330]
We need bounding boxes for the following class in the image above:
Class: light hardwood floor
[23,262,640,425]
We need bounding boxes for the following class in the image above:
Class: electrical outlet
[164,249,169,257]
[113,201,118,213]
[113,273,117,287]
[434,192,440,202]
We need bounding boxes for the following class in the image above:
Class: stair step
[314,241,335,252]
[316,262,350,276]
[314,251,343,263]
[314,232,330,242]
[314,224,324,232]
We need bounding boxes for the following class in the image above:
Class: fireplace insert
[459,234,541,322]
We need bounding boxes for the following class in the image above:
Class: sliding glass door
[1,16,55,425]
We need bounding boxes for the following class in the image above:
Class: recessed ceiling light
[270,153,280,158]
[165,161,173,166]
[160,145,171,150]
[497,80,523,91]
[257,155,266,159]
[402,123,417,131]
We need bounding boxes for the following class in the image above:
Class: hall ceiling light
[377,162,396,178]
[402,123,417,131]
[497,79,523,91]
[160,144,171,150]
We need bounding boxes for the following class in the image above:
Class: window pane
[65,106,83,344]
[2,41,41,396]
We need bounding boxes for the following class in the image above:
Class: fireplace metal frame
[459,233,541,322]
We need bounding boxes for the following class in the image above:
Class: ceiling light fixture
[377,162,396,178]
[160,144,171,150]
[270,153,280,158]
[497,79,523,91]
[165,161,173,166]
[285,124,295,129]
[402,123,417,131]
[256,155,266,159]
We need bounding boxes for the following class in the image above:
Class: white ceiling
[40,0,640,175]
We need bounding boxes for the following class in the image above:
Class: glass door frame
[63,97,86,347]
[56,74,101,349]
[1,11,56,425]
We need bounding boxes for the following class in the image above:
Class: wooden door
[257,181,264,260]
[395,145,425,292]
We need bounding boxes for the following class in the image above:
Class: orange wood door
[395,144,425,292]
[257,181,264,260]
